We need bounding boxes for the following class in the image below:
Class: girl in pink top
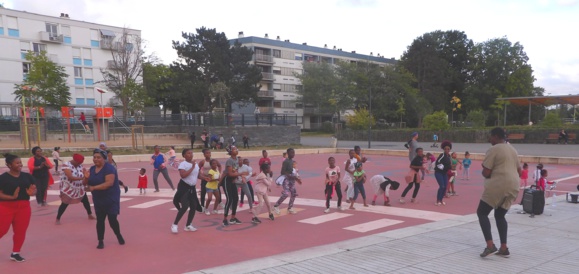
[520,163,529,188]
[254,163,275,221]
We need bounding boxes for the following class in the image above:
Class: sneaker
[269,213,275,220]
[288,208,297,214]
[480,245,498,257]
[324,208,330,213]
[222,219,229,227]
[251,217,262,224]
[171,224,178,234]
[441,201,446,206]
[219,202,225,209]
[338,206,344,211]
[496,248,510,258]
[384,201,391,206]
[273,206,280,215]
[123,186,129,193]
[253,201,259,205]
[453,192,458,196]
[230,218,242,224]
[371,201,376,206]
[239,202,244,208]
[212,210,218,214]
[10,253,25,262]
[184,225,197,232]
[411,198,416,203]
[435,202,441,206]
[399,198,406,204]
[204,209,210,216]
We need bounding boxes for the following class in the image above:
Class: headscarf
[93,149,108,160]
[72,154,85,164]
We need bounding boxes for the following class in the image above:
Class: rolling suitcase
[523,186,545,215]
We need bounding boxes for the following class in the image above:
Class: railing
[113,116,131,133]
[257,90,274,97]
[261,72,274,80]
[255,54,273,63]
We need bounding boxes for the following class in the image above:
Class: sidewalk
[192,196,579,274]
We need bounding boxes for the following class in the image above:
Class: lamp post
[368,87,372,149]
[96,87,108,141]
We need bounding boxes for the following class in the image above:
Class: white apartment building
[0,7,140,116]
[231,33,396,129]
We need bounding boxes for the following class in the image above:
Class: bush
[423,111,450,131]
[541,112,563,128]
[345,108,375,130]
[466,110,486,128]
[320,121,335,133]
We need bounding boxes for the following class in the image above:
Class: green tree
[100,28,147,120]
[345,108,375,130]
[541,112,563,127]
[13,51,70,107]
[172,27,261,113]
[466,109,485,128]
[423,111,450,130]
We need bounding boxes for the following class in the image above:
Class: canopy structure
[495,94,579,125]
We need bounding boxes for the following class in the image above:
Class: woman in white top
[52,147,61,175]
[171,148,201,234]
[56,154,95,224]
[343,150,358,202]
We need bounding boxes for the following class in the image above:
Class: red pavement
[1,153,578,273]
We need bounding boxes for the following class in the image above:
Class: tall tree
[100,28,146,120]
[172,27,260,113]
[14,51,70,107]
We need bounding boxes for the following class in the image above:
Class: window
[45,23,58,37]
[20,42,30,59]
[32,43,47,54]
[61,25,71,36]
[273,66,281,75]
[82,48,92,59]
[281,50,294,60]
[273,49,281,58]
[273,101,281,108]
[294,53,303,60]
[90,29,100,40]
[72,47,81,58]
[7,16,19,37]
[22,63,30,73]
[273,84,281,91]
[74,67,82,78]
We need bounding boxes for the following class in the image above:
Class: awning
[99,29,116,37]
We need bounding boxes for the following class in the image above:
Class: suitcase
[523,186,545,215]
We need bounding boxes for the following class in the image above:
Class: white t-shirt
[178,161,199,186]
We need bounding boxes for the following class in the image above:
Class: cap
[72,154,85,164]
[411,132,418,137]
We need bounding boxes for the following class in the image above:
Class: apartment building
[0,7,140,116]
[231,32,396,129]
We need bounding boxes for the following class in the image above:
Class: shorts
[82,121,87,126]
[206,187,218,193]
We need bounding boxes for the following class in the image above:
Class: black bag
[522,186,545,215]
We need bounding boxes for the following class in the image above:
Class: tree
[13,51,70,107]
[345,108,375,130]
[100,28,146,120]
[423,111,450,130]
[172,27,261,113]
[466,110,485,128]
[541,112,563,128]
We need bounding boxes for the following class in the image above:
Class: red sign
[95,107,113,118]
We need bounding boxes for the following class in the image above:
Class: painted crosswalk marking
[298,212,352,224]
[343,219,404,233]
[129,199,173,208]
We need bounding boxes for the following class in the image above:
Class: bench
[507,133,525,142]
[545,133,576,144]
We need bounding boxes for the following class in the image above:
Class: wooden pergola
[496,94,579,125]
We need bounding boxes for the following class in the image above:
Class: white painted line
[343,219,404,233]
[129,199,172,208]
[90,197,132,207]
[298,212,353,225]
[30,197,36,201]
[555,174,579,182]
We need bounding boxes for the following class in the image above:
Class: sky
[4,0,579,96]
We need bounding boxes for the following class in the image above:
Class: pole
[368,87,372,149]
[36,107,41,147]
[528,101,531,125]
[504,102,507,126]
[101,93,105,141]
[22,98,29,150]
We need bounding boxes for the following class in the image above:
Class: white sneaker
[184,225,197,232]
[212,210,218,214]
[219,202,225,209]
[273,206,280,215]
[399,198,406,204]
[338,206,343,211]
[324,208,330,213]
[171,224,178,234]
[204,209,210,215]
[288,208,297,214]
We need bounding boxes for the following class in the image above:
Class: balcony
[100,40,120,50]
[39,31,63,43]
[257,90,274,98]
[257,107,275,114]
[261,72,274,81]
[255,54,274,64]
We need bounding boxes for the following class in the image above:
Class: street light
[96,87,109,141]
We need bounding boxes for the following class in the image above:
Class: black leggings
[35,176,49,204]
[54,159,59,172]
[57,194,92,220]
[401,182,421,199]
[240,182,254,204]
[173,182,198,226]
[96,211,121,241]
[325,182,343,208]
[223,177,238,218]
[477,200,508,244]
[200,180,208,206]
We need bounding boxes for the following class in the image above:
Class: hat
[99,142,107,148]
[411,132,418,137]
[72,154,85,164]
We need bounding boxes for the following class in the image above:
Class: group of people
[198,130,251,150]
[0,127,532,261]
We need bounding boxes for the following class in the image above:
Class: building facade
[0,7,141,116]
[231,33,396,129]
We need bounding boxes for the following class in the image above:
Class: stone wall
[337,128,577,144]
[182,126,301,147]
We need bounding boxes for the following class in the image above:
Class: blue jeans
[352,182,366,201]
[435,171,448,202]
